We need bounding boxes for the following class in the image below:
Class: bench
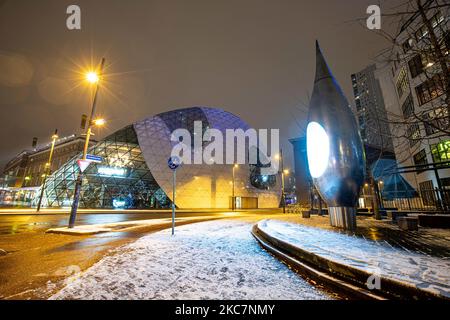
[301,210,311,218]
[387,211,407,221]
[397,217,419,231]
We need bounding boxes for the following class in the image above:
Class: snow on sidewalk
[50,220,330,300]
[258,219,450,298]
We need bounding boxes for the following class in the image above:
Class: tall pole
[362,184,367,208]
[232,165,235,211]
[433,168,445,210]
[36,129,58,212]
[68,57,105,228]
[370,176,381,220]
[280,149,286,213]
[172,169,176,236]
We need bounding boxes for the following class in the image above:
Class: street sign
[167,156,182,236]
[86,154,103,163]
[167,156,181,170]
[77,159,92,173]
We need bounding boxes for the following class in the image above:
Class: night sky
[0,0,399,170]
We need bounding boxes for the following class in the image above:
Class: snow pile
[258,219,450,298]
[50,220,329,300]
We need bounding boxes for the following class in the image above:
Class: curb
[251,223,448,300]
[46,227,112,235]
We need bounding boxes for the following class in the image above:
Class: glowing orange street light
[86,71,99,84]
[69,58,106,228]
[36,129,59,212]
[93,118,105,126]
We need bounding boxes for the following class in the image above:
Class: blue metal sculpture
[306,41,365,230]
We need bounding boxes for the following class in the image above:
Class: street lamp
[277,149,288,213]
[93,118,105,126]
[36,129,58,212]
[86,71,99,84]
[68,57,106,228]
[282,168,290,213]
[232,164,238,211]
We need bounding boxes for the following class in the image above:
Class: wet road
[0,211,282,299]
[0,212,230,235]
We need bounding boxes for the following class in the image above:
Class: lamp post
[36,129,58,212]
[168,156,181,235]
[282,168,290,213]
[232,164,238,211]
[276,150,287,213]
[362,182,368,209]
[68,57,106,228]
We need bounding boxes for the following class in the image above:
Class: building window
[415,74,445,105]
[402,38,414,53]
[396,68,409,98]
[414,12,444,42]
[440,177,450,190]
[430,11,444,29]
[413,149,428,173]
[401,94,414,119]
[408,54,423,78]
[415,25,429,41]
[431,140,450,165]
[423,107,449,136]
[407,123,421,147]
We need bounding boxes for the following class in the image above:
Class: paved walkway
[256,219,450,299]
[50,219,331,300]
[274,215,450,258]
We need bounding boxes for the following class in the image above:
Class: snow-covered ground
[258,219,450,298]
[50,220,330,300]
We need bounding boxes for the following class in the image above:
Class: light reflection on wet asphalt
[0,213,173,236]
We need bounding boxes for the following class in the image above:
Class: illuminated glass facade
[37,125,171,209]
[36,107,281,209]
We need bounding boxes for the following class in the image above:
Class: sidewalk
[275,215,450,258]
[252,217,450,300]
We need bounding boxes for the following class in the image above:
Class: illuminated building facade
[36,107,281,209]
[376,2,450,195]
[1,135,96,206]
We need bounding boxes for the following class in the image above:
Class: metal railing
[381,188,450,212]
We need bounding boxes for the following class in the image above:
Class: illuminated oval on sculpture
[306,41,365,230]
[306,121,329,178]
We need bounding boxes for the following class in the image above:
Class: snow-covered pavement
[50,220,330,300]
[258,219,450,299]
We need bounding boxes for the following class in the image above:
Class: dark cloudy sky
[0,0,399,170]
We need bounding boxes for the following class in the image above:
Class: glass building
[36,107,280,209]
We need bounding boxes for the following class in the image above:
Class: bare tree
[351,0,450,167]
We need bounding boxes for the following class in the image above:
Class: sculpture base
[329,207,357,231]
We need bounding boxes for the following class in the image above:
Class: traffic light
[32,137,38,148]
[80,114,87,130]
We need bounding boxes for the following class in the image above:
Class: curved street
[0,211,335,300]
[50,218,332,300]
